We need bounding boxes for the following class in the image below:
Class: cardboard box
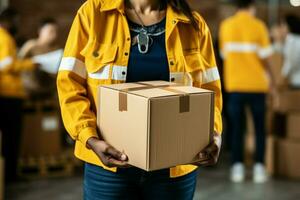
[20,102,62,157]
[275,139,300,179]
[274,90,300,112]
[98,81,214,171]
[287,113,300,140]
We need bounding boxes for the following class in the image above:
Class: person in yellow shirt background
[219,0,274,183]
[0,8,37,182]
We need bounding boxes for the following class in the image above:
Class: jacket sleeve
[56,2,99,146]
[193,13,223,135]
[0,37,35,73]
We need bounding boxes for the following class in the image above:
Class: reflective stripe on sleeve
[201,67,220,84]
[59,57,87,79]
[258,46,274,58]
[0,56,13,70]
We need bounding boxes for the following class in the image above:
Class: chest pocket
[80,39,118,73]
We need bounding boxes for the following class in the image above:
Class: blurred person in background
[219,0,275,183]
[19,17,60,59]
[0,8,38,182]
[57,0,222,199]
[19,17,63,99]
[272,14,300,89]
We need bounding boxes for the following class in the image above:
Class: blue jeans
[84,163,198,200]
[227,93,266,164]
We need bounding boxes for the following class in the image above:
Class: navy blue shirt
[126,18,170,83]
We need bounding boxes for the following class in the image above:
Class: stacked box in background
[270,52,300,178]
[273,100,300,179]
[266,53,300,179]
[20,100,62,157]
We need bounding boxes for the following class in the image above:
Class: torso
[126,17,169,82]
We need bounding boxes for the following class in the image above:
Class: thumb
[106,146,127,161]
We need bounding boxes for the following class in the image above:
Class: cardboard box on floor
[20,101,62,157]
[98,81,214,171]
[275,139,300,179]
[274,90,300,113]
[287,113,300,140]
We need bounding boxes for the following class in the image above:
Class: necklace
[128,1,161,54]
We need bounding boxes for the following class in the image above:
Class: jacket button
[125,52,129,56]
[171,78,175,82]
[127,37,130,41]
[170,61,174,66]
[93,51,99,57]
[122,71,126,75]
[172,20,177,24]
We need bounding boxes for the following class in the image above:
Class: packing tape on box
[118,82,190,113]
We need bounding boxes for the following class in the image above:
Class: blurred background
[0,0,300,199]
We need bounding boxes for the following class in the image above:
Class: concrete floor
[6,157,300,200]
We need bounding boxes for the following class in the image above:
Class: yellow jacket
[57,0,222,178]
[0,27,35,98]
[219,11,273,93]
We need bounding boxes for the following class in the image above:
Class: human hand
[87,137,129,168]
[195,132,222,166]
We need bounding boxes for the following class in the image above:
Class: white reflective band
[59,57,87,79]
[0,56,13,70]
[170,72,184,83]
[224,43,273,58]
[111,65,127,81]
[88,65,110,80]
[201,67,220,84]
[224,43,258,53]
[258,46,273,58]
[88,65,127,81]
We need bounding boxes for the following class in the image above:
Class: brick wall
[10,0,85,46]
[9,0,300,46]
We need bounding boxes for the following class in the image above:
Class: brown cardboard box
[276,139,300,179]
[98,81,214,171]
[20,102,62,157]
[274,90,300,112]
[287,113,300,140]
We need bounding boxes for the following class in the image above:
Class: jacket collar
[100,0,125,13]
[100,0,190,23]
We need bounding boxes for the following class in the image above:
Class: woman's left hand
[195,132,222,167]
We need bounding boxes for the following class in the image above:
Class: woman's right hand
[87,137,129,168]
